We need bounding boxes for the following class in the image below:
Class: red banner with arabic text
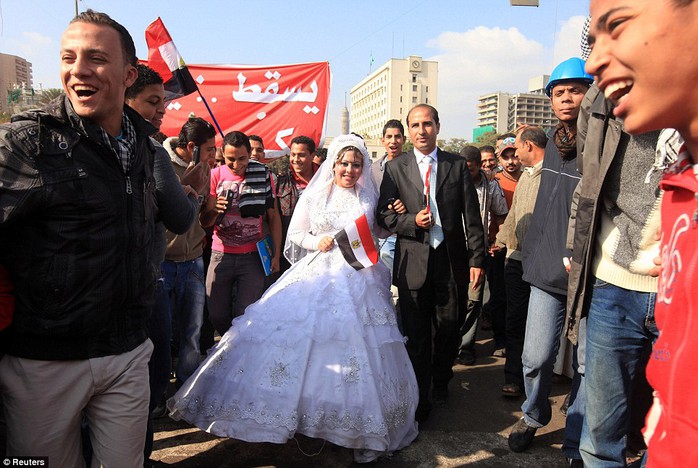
[156,62,331,158]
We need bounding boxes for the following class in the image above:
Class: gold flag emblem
[351,240,362,249]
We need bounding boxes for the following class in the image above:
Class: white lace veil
[283,134,379,264]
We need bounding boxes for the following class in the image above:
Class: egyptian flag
[145,18,198,102]
[335,214,379,270]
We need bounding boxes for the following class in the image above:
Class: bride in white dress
[168,134,419,463]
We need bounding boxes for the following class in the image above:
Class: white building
[350,55,438,139]
[1,53,34,114]
[475,74,558,135]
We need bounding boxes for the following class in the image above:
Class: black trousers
[484,248,507,345]
[398,244,460,408]
[503,258,531,386]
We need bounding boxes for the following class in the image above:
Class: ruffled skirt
[168,248,419,461]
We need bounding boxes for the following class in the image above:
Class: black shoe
[567,458,583,467]
[415,402,432,423]
[151,397,168,419]
[508,417,537,452]
[455,349,476,366]
[432,388,449,407]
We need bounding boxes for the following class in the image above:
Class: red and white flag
[335,214,379,270]
[145,18,198,101]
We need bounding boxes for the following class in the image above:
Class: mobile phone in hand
[193,146,200,165]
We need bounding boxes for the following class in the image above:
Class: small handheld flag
[335,214,378,270]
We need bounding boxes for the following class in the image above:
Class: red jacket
[645,147,698,467]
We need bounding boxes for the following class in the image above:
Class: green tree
[474,130,497,148]
[0,111,11,124]
[438,138,470,154]
[39,88,63,105]
[402,140,413,153]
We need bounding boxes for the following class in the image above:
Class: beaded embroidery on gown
[168,184,419,462]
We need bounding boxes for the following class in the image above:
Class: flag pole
[196,89,225,139]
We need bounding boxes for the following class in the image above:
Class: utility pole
[75,0,78,16]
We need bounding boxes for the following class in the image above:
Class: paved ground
[150,333,573,467]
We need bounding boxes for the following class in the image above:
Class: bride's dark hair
[334,146,364,167]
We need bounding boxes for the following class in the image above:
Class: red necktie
[424,162,431,213]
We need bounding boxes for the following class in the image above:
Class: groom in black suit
[378,104,485,421]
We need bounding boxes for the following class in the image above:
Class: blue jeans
[379,235,396,272]
[521,285,567,428]
[161,257,205,384]
[145,278,171,459]
[563,316,586,460]
[580,278,658,467]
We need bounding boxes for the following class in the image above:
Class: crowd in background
[1,1,697,466]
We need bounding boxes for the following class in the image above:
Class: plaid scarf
[553,122,578,160]
[67,100,137,174]
[97,113,137,174]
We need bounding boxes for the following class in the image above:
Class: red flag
[156,62,331,157]
[145,18,198,101]
[335,214,379,270]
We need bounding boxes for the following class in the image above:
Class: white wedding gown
[168,185,419,462]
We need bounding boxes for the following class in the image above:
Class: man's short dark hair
[383,119,405,137]
[176,117,216,148]
[406,104,439,126]
[479,145,495,154]
[290,135,316,154]
[125,64,163,100]
[71,9,137,66]
[517,126,548,149]
[459,145,482,164]
[223,131,251,153]
[315,148,328,162]
[249,134,264,147]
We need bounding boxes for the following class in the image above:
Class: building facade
[1,53,34,114]
[350,55,438,139]
[475,74,558,136]
[476,92,511,132]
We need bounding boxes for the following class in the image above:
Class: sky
[0,0,590,139]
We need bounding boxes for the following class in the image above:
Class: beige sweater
[495,161,543,261]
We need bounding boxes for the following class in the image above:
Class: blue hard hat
[545,57,594,97]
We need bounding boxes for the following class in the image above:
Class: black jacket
[0,96,158,360]
[521,138,581,296]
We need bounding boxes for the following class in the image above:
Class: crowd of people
[0,1,697,466]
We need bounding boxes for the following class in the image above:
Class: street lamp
[510,0,539,6]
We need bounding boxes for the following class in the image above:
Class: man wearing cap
[508,57,592,455]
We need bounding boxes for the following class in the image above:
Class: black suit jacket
[377,148,485,289]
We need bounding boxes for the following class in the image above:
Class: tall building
[350,55,438,139]
[475,74,558,137]
[1,53,34,114]
[476,92,511,132]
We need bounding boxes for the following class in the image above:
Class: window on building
[412,74,417,83]
[426,97,429,103]
[400,84,403,91]
[412,85,417,92]
[400,96,402,103]
[426,86,429,92]
[412,96,417,103]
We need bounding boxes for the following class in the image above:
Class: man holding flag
[378,104,485,422]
